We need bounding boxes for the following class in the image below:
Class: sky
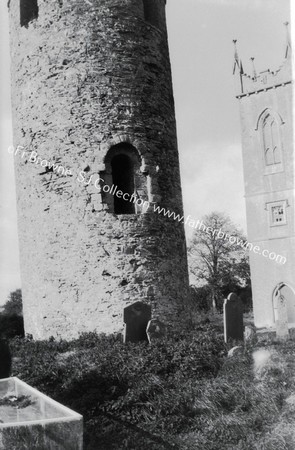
[0,0,292,304]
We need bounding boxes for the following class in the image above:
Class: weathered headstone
[274,292,289,339]
[244,325,257,346]
[123,302,151,343]
[223,293,244,343]
[146,319,166,344]
[227,346,243,358]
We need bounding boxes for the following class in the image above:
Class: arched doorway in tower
[273,283,295,327]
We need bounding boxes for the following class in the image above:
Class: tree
[0,289,24,338]
[3,289,23,316]
[187,212,250,311]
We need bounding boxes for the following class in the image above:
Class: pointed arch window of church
[262,113,282,166]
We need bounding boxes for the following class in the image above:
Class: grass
[6,314,295,449]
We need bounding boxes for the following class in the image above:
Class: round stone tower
[8,0,189,339]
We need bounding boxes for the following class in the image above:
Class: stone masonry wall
[238,77,294,329]
[8,0,189,339]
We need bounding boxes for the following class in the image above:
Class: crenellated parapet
[233,23,293,98]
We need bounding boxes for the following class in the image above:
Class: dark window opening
[20,0,39,28]
[111,154,135,214]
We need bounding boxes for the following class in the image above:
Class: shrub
[190,285,212,311]
[0,289,24,339]
[2,289,23,316]
[0,314,24,339]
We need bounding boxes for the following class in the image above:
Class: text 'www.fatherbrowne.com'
[153,205,286,265]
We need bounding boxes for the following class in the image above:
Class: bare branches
[188,212,250,310]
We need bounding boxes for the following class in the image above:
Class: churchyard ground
[7,312,295,449]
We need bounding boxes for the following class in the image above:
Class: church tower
[234,24,295,329]
[8,0,189,339]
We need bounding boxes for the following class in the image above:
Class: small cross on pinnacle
[233,40,240,73]
[284,21,291,58]
[250,57,257,80]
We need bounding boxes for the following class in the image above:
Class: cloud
[199,0,288,10]
[179,142,247,240]
[0,273,21,306]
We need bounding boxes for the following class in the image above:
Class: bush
[2,289,23,316]
[189,285,212,311]
[0,314,24,339]
[0,289,24,339]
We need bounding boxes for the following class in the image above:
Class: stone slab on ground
[146,319,166,344]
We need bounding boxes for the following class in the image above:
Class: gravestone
[274,292,289,339]
[146,319,166,344]
[227,346,243,358]
[244,325,257,346]
[123,302,151,343]
[223,293,244,343]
